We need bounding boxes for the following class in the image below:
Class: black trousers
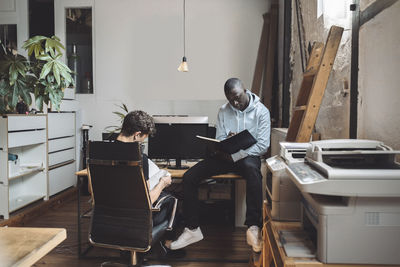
[183,156,262,228]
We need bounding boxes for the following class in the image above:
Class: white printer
[266,142,309,221]
[286,139,400,265]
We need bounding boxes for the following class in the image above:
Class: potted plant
[0,35,74,114]
[103,103,129,140]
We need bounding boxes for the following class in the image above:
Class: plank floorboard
[22,195,252,267]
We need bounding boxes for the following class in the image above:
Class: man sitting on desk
[168,78,270,252]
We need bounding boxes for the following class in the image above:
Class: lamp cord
[183,0,186,57]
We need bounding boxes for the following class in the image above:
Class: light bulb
[177,56,189,72]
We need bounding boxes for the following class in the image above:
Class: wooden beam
[282,0,292,127]
[251,13,270,96]
[261,4,279,110]
[305,42,323,72]
[360,0,398,26]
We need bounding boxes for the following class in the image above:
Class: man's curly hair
[120,110,156,137]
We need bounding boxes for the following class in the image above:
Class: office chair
[87,141,177,266]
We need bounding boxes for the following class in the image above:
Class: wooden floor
[21,193,253,267]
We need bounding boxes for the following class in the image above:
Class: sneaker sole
[170,235,203,250]
[251,244,262,253]
[247,239,262,252]
[247,233,262,252]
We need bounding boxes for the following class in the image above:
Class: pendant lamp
[177,0,188,72]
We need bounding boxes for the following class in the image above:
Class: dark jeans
[183,156,262,228]
[153,193,175,226]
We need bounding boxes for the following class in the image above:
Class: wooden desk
[76,167,242,179]
[75,168,88,176]
[0,227,66,267]
[260,201,393,267]
[163,168,242,179]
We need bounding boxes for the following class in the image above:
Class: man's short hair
[120,110,156,137]
[224,78,244,94]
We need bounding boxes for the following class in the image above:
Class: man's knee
[240,157,262,177]
[183,168,200,186]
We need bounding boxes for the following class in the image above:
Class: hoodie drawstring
[243,113,246,130]
[236,113,240,132]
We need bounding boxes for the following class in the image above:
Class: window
[0,24,17,54]
[66,8,93,94]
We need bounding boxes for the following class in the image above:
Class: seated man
[115,110,173,226]
[168,78,270,252]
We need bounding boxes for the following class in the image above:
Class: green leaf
[11,82,19,108]
[46,74,54,84]
[53,63,61,85]
[35,95,43,112]
[20,88,32,106]
[15,62,26,77]
[9,63,18,85]
[0,96,6,114]
[27,45,35,57]
[55,60,72,72]
[34,45,41,58]
[36,54,52,61]
[49,89,62,111]
[40,61,53,80]
[122,103,128,113]
[0,80,9,96]
[112,111,126,119]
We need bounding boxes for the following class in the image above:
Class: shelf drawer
[8,129,46,148]
[48,136,75,153]
[50,99,79,112]
[48,113,75,139]
[49,148,75,166]
[48,162,76,196]
[7,115,46,131]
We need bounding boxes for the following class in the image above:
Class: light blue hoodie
[216,90,270,162]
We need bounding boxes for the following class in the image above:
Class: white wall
[358,1,400,150]
[73,0,269,140]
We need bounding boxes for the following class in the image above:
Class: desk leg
[231,179,236,229]
[77,175,82,257]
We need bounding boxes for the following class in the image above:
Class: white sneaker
[169,227,204,250]
[246,225,262,252]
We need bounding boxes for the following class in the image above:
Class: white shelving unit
[47,112,76,196]
[0,115,48,219]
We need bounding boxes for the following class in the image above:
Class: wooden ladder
[285,26,343,142]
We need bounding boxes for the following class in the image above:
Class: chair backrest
[88,141,152,251]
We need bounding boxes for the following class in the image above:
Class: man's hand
[215,150,233,162]
[160,175,172,187]
[228,131,236,137]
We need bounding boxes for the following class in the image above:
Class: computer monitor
[148,116,208,169]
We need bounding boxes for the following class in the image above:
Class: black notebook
[196,129,257,154]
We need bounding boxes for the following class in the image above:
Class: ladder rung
[293,105,307,111]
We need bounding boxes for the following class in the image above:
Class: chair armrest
[167,197,178,231]
[151,207,161,212]
[153,194,169,210]
[152,194,178,231]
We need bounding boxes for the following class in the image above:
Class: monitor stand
[168,158,190,170]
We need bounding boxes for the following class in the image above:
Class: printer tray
[279,230,316,258]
